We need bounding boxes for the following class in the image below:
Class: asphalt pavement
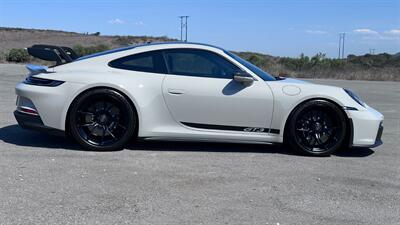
[0,64,399,225]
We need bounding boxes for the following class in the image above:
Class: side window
[108,50,167,74]
[164,49,240,79]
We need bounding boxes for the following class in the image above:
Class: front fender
[266,81,361,139]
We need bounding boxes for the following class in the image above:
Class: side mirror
[233,71,254,86]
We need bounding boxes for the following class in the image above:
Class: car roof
[76,42,224,61]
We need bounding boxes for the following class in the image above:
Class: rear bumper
[14,110,64,136]
[15,81,84,131]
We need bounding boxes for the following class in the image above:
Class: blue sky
[0,0,399,57]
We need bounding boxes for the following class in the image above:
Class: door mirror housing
[233,71,254,86]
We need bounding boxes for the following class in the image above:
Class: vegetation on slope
[1,27,399,81]
[236,52,400,81]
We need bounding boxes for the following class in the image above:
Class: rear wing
[26,64,50,76]
[27,44,79,66]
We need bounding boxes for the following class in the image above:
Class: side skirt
[181,122,280,135]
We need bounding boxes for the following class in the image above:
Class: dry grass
[0,27,176,55]
[237,52,400,81]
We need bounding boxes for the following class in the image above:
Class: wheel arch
[282,97,353,146]
[64,85,140,137]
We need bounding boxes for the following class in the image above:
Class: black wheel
[286,100,347,156]
[68,88,136,151]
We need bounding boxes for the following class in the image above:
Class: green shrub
[347,53,396,68]
[72,44,110,57]
[6,48,30,62]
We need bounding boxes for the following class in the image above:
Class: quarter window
[164,49,240,79]
[108,50,167,74]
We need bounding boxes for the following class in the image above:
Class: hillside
[1,27,399,81]
[0,27,175,54]
[236,51,400,81]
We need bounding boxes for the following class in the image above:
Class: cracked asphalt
[0,64,399,225]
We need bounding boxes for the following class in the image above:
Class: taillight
[18,106,39,116]
[16,96,39,116]
[23,76,64,87]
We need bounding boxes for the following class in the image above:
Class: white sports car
[14,42,383,156]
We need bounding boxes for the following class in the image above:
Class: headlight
[23,76,64,87]
[344,89,365,107]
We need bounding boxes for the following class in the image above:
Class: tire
[285,99,347,156]
[68,88,136,151]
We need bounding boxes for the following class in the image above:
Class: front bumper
[14,110,64,136]
[347,105,384,148]
[371,122,384,147]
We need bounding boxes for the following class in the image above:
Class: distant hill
[0,27,176,55]
[235,51,400,81]
[0,27,399,81]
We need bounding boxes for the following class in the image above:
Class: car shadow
[127,141,375,157]
[335,147,376,157]
[0,124,375,157]
[126,140,295,155]
[0,124,81,150]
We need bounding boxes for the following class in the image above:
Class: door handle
[168,89,186,95]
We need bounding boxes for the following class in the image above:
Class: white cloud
[108,18,124,24]
[353,28,378,35]
[384,29,400,35]
[306,30,327,34]
[362,35,400,41]
[352,28,400,41]
[134,21,145,26]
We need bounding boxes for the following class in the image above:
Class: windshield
[225,51,276,81]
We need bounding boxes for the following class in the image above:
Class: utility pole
[369,48,375,54]
[338,33,346,59]
[179,16,189,42]
[338,34,341,59]
[341,33,345,59]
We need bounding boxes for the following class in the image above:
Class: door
[161,48,274,133]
